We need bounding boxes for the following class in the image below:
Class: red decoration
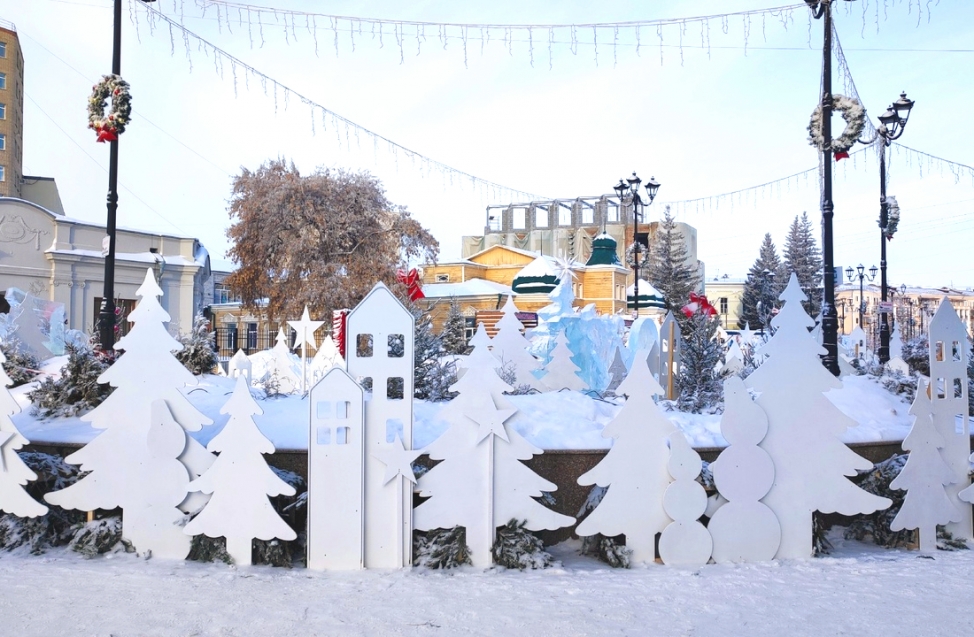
[332,309,349,359]
[396,268,425,301]
[95,128,118,143]
[682,292,717,318]
[834,151,850,161]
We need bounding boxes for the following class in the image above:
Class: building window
[0,134,5,151]
[0,43,6,58]
[719,297,728,314]
[435,273,449,282]
[0,165,5,182]
[0,103,5,120]
[0,73,6,90]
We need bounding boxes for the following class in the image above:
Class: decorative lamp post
[846,264,877,329]
[97,0,156,351]
[873,92,914,364]
[613,173,660,317]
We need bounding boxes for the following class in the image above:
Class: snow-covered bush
[491,519,554,569]
[0,337,40,387]
[580,535,632,568]
[496,359,537,396]
[901,335,930,376]
[879,369,917,405]
[175,314,218,375]
[69,518,133,558]
[413,526,472,569]
[0,452,85,554]
[28,343,114,418]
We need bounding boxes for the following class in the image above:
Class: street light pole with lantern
[874,92,915,363]
[613,173,660,317]
[846,264,877,330]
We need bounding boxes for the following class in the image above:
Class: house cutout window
[388,334,405,358]
[316,401,332,419]
[935,341,945,362]
[386,419,404,443]
[335,401,349,419]
[335,426,349,445]
[936,378,946,399]
[954,378,964,399]
[356,334,374,357]
[359,377,373,400]
[316,426,331,445]
[953,341,962,362]
[387,377,405,400]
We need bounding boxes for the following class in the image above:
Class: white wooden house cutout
[227,349,252,385]
[307,367,365,571]
[345,282,415,568]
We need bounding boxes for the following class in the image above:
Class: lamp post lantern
[846,264,877,330]
[613,173,660,317]
[873,91,914,364]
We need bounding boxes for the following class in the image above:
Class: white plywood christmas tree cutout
[848,326,868,359]
[576,349,676,563]
[744,274,890,559]
[540,330,587,392]
[227,349,252,385]
[415,326,574,568]
[307,367,365,571]
[490,296,545,391]
[889,324,904,360]
[127,400,192,559]
[309,334,344,384]
[721,338,744,376]
[890,378,962,554]
[184,376,296,566]
[927,297,972,541]
[0,344,48,518]
[288,306,325,394]
[45,269,214,558]
[708,376,780,563]
[658,312,681,400]
[267,327,300,394]
[345,282,415,568]
[658,432,713,566]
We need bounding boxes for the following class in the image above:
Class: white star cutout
[372,434,422,485]
[468,404,517,443]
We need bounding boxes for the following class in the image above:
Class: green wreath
[87,74,132,143]
[807,94,865,158]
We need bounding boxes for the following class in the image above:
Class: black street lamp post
[874,92,914,364]
[98,0,155,351]
[846,264,877,329]
[613,173,660,317]
[806,0,851,376]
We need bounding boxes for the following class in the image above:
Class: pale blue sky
[4,0,973,287]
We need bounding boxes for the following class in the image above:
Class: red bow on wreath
[396,268,425,301]
[681,292,717,318]
[95,127,118,143]
[834,151,850,161]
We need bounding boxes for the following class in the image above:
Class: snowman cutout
[658,431,713,566]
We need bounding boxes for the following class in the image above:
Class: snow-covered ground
[11,358,916,451]
[0,532,969,636]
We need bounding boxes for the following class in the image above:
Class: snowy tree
[491,296,544,391]
[890,378,961,553]
[441,296,468,355]
[740,233,786,330]
[414,323,573,567]
[45,269,215,558]
[184,376,296,566]
[576,350,676,562]
[783,212,823,318]
[540,331,587,392]
[745,274,890,559]
[0,344,48,518]
[408,301,457,401]
[175,314,218,375]
[646,206,700,323]
[677,311,724,413]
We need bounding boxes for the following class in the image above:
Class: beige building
[0,197,211,336]
[0,21,24,198]
[704,274,747,330]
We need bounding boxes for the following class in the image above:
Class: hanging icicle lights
[157,1,812,69]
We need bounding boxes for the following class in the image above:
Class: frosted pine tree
[0,344,48,518]
[491,296,545,391]
[540,331,587,392]
[184,376,296,565]
[890,378,961,553]
[576,350,676,562]
[415,323,574,567]
[745,274,890,559]
[441,296,468,355]
[45,269,214,558]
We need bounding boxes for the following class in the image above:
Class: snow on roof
[46,248,201,268]
[626,280,664,297]
[421,278,514,298]
[515,255,558,279]
[466,244,541,261]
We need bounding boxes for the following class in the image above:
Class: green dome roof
[585,233,622,266]
[512,256,560,294]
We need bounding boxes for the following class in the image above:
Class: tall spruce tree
[783,212,823,318]
[740,233,786,330]
[441,296,468,355]
[647,206,700,320]
[677,312,725,414]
